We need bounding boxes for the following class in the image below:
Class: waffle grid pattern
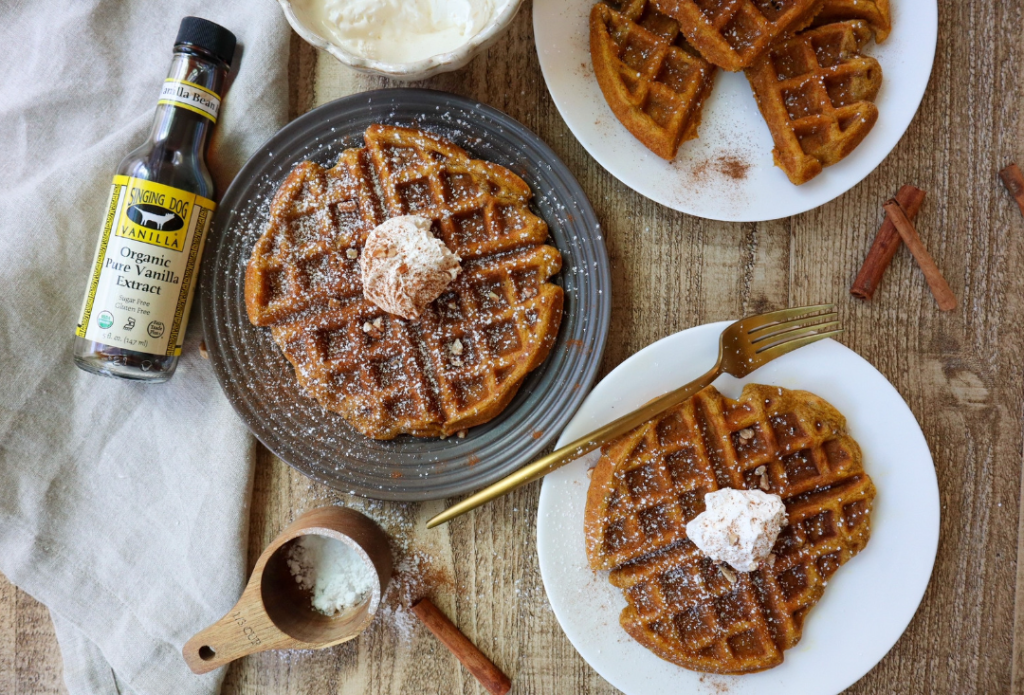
[650,0,825,71]
[812,0,891,41]
[745,19,883,184]
[245,125,564,439]
[585,384,875,673]
[590,0,717,159]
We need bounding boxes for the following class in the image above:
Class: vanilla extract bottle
[73,17,235,382]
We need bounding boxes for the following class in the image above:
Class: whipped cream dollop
[686,489,787,573]
[294,0,505,64]
[359,215,461,321]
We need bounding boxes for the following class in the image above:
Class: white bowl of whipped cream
[279,0,523,80]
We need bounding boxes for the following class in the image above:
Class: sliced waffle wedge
[585,384,875,673]
[650,0,825,71]
[812,0,891,41]
[590,0,717,160]
[745,20,882,185]
[245,125,564,439]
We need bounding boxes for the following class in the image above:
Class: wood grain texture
[3,1,1024,693]
[411,598,512,695]
[0,574,65,694]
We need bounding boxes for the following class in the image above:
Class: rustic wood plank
[5,1,1024,694]
[794,2,1024,693]
[13,584,65,694]
[0,573,15,694]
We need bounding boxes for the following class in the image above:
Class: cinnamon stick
[882,200,957,311]
[412,598,511,695]
[850,185,927,300]
[1000,163,1024,218]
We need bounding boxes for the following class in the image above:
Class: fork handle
[425,367,720,528]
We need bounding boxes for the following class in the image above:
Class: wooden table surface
[4,1,1024,693]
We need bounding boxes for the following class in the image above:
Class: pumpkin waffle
[245,124,564,439]
[745,20,882,185]
[812,0,891,41]
[650,0,825,72]
[584,384,875,673]
[590,0,716,160]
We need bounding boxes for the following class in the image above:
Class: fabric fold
[0,1,291,693]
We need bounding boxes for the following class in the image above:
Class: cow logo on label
[127,204,184,232]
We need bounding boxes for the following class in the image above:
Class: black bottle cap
[175,17,237,67]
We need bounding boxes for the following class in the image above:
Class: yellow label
[76,176,215,356]
[157,78,220,122]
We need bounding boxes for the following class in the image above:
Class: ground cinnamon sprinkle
[716,155,750,180]
[691,154,751,182]
[377,548,454,642]
[698,674,732,693]
[410,555,452,598]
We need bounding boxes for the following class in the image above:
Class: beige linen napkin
[0,1,289,693]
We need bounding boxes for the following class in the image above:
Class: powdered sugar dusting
[296,497,450,644]
[287,534,375,615]
[204,95,609,497]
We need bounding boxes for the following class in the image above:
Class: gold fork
[426,304,842,529]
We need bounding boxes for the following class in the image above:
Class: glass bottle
[73,17,235,383]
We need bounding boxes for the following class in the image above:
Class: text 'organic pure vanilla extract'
[73,17,235,382]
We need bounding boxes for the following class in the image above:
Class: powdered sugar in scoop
[287,535,375,616]
[686,488,787,572]
[359,215,461,321]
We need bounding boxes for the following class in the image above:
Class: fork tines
[748,304,842,355]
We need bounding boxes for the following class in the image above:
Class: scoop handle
[182,587,293,674]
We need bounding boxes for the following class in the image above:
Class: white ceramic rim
[276,0,525,79]
[532,0,939,221]
[536,321,941,695]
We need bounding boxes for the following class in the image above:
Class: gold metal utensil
[426,305,841,529]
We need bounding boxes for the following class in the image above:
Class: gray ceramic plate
[200,89,610,501]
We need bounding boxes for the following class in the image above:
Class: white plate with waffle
[533,0,938,221]
[536,321,939,694]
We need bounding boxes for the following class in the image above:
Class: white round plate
[533,1,938,221]
[537,321,939,695]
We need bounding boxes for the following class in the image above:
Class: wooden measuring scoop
[183,506,392,674]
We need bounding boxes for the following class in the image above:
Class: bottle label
[75,176,215,357]
[157,78,220,122]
